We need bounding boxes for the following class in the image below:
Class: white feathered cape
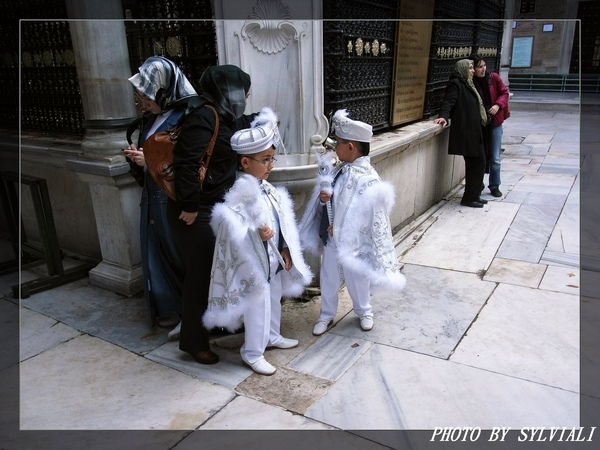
[298,155,406,292]
[203,174,313,332]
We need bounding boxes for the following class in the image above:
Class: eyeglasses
[246,156,277,166]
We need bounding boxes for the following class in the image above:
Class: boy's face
[240,146,276,180]
[334,135,357,162]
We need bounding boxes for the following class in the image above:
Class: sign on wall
[511,36,534,68]
[391,0,434,126]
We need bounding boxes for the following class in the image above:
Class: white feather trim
[251,106,278,128]
[332,108,349,122]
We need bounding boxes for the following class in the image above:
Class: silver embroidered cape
[203,174,313,332]
[298,155,406,292]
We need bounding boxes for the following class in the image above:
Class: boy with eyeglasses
[299,109,406,335]
[203,107,313,375]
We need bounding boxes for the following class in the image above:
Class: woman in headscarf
[125,56,197,331]
[166,65,257,365]
[434,59,489,208]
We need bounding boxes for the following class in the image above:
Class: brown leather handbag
[127,103,219,201]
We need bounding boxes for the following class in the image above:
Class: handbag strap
[201,105,219,169]
[126,116,143,145]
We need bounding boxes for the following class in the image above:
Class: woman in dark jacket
[125,56,195,330]
[167,65,257,365]
[434,59,489,208]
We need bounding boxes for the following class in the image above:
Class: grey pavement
[1,92,598,449]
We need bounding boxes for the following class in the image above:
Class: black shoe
[189,350,219,365]
[478,198,488,204]
[460,200,484,208]
[490,188,502,197]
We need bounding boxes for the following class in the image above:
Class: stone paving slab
[547,202,580,256]
[522,132,555,144]
[176,429,390,449]
[539,264,580,294]
[20,277,167,354]
[304,343,579,429]
[20,306,81,361]
[400,201,519,273]
[20,334,236,430]
[450,283,579,392]
[145,339,252,390]
[496,203,563,263]
[329,264,495,359]
[483,257,547,289]
[288,333,373,380]
[200,395,335,429]
[235,365,333,415]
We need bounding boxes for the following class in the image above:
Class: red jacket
[475,72,510,127]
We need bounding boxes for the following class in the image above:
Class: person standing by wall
[124,56,195,334]
[167,65,257,365]
[470,53,510,198]
[434,59,489,208]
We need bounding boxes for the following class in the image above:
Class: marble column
[499,0,515,89]
[64,0,142,296]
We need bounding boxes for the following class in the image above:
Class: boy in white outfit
[299,109,406,335]
[203,107,312,375]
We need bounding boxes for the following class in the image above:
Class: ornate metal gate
[323,0,505,128]
[571,0,600,74]
[425,0,505,118]
[2,0,85,136]
[123,0,218,94]
[323,0,399,132]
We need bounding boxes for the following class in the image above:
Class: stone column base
[89,261,143,297]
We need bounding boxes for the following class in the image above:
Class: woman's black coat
[437,77,484,157]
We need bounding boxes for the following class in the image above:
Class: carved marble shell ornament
[244,0,295,55]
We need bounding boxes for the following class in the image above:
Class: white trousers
[240,270,284,363]
[319,241,372,322]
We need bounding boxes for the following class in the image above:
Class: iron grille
[1,0,85,135]
[424,0,505,118]
[323,0,398,132]
[123,0,217,95]
[20,20,85,136]
[571,0,600,74]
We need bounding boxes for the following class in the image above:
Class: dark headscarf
[128,56,197,111]
[452,59,488,126]
[199,65,251,122]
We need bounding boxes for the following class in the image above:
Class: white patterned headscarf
[128,56,197,111]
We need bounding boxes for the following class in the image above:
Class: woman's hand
[123,144,145,166]
[179,210,197,226]
[259,225,275,241]
[488,104,500,116]
[434,117,447,127]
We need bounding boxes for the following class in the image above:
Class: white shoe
[360,315,373,331]
[244,356,276,375]
[312,319,333,336]
[168,322,181,340]
[267,337,298,349]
